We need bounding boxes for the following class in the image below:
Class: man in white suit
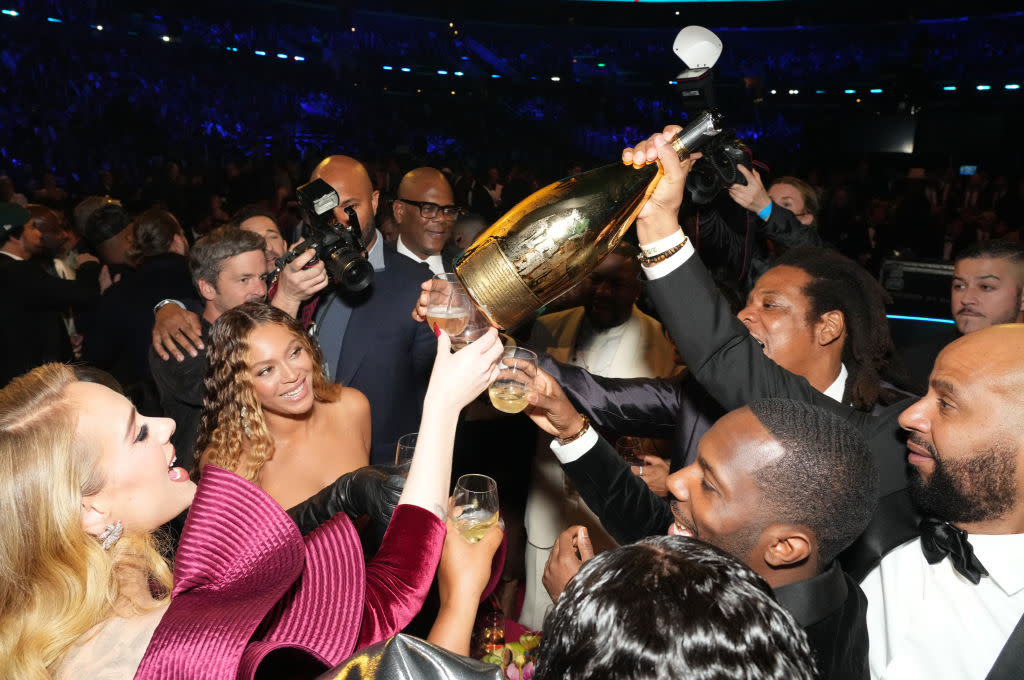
[520,241,682,629]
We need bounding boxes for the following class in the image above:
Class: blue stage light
[815,89,826,94]
[942,85,957,91]
[401,67,411,72]
[844,89,856,94]
[491,74,501,79]
[870,88,883,93]
[1006,84,1021,90]
[886,315,954,324]
[276,53,288,59]
[668,80,678,85]
[382,65,393,71]
[977,84,991,91]
[254,50,266,56]
[293,56,304,61]
[47,17,62,23]
[454,71,464,76]
[437,70,448,75]
[1,9,19,16]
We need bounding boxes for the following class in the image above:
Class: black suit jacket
[775,562,870,680]
[647,251,919,580]
[319,246,436,465]
[0,255,99,386]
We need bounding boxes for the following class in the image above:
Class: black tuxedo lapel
[985,612,1024,680]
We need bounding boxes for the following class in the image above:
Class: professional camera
[274,178,374,294]
[685,132,754,205]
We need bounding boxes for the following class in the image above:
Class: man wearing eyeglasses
[392,168,462,276]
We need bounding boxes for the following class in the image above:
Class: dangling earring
[241,405,253,438]
[99,520,123,550]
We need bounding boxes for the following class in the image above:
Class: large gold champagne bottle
[455,110,724,330]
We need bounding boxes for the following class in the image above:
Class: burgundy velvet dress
[134,465,445,680]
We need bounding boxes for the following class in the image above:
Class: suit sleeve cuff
[550,426,600,464]
[641,237,696,280]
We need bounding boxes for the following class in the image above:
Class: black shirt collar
[773,561,849,627]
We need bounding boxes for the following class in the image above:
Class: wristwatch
[153,298,186,316]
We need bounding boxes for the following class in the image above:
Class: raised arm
[536,353,683,439]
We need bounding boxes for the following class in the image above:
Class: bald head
[940,323,1024,396]
[393,167,455,260]
[310,155,378,248]
[27,204,68,258]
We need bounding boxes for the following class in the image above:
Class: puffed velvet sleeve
[356,504,447,649]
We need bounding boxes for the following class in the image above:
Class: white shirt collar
[366,230,385,271]
[822,363,849,403]
[396,236,445,275]
[0,250,23,261]
[970,532,1024,596]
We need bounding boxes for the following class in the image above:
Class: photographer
[693,163,822,294]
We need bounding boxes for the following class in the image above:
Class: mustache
[908,433,939,458]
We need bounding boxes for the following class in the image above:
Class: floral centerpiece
[481,633,541,680]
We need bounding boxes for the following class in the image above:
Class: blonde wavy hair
[195,301,341,483]
[0,364,173,678]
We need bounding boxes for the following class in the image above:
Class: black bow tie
[919,517,989,585]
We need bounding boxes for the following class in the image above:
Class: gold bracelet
[557,415,591,445]
[637,237,688,266]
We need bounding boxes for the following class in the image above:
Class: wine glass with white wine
[426,273,470,338]
[488,346,538,414]
[450,474,500,543]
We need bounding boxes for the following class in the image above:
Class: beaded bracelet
[557,415,591,445]
[637,238,688,266]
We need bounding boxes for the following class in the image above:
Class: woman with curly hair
[195,301,371,509]
[0,325,505,678]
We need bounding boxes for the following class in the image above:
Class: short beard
[910,437,1019,524]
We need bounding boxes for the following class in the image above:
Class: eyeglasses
[395,198,463,220]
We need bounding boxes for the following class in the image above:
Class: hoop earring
[99,520,123,550]
[241,405,253,438]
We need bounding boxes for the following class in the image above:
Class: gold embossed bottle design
[455,110,724,330]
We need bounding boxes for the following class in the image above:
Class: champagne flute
[488,346,538,414]
[450,473,500,543]
[426,273,470,337]
[395,432,417,474]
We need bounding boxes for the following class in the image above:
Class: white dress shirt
[861,532,1024,680]
[396,236,445,276]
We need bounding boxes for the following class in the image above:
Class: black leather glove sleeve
[287,464,405,535]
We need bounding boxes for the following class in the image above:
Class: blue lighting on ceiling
[943,85,957,91]
[491,74,501,78]
[401,67,411,72]
[47,16,62,23]
[977,84,991,91]
[1005,84,1020,90]
[870,88,883,93]
[254,50,266,56]
[276,53,288,59]
[382,65,393,70]
[437,69,448,75]
[1,9,19,16]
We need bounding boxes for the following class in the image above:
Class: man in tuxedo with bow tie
[861,323,1024,680]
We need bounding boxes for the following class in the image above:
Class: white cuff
[639,230,686,257]
[641,238,696,280]
[550,426,600,464]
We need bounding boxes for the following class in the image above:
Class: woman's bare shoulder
[53,604,167,680]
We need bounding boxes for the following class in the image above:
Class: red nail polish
[433,322,441,337]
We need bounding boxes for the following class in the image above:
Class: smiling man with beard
[528,391,877,680]
[861,323,1024,680]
